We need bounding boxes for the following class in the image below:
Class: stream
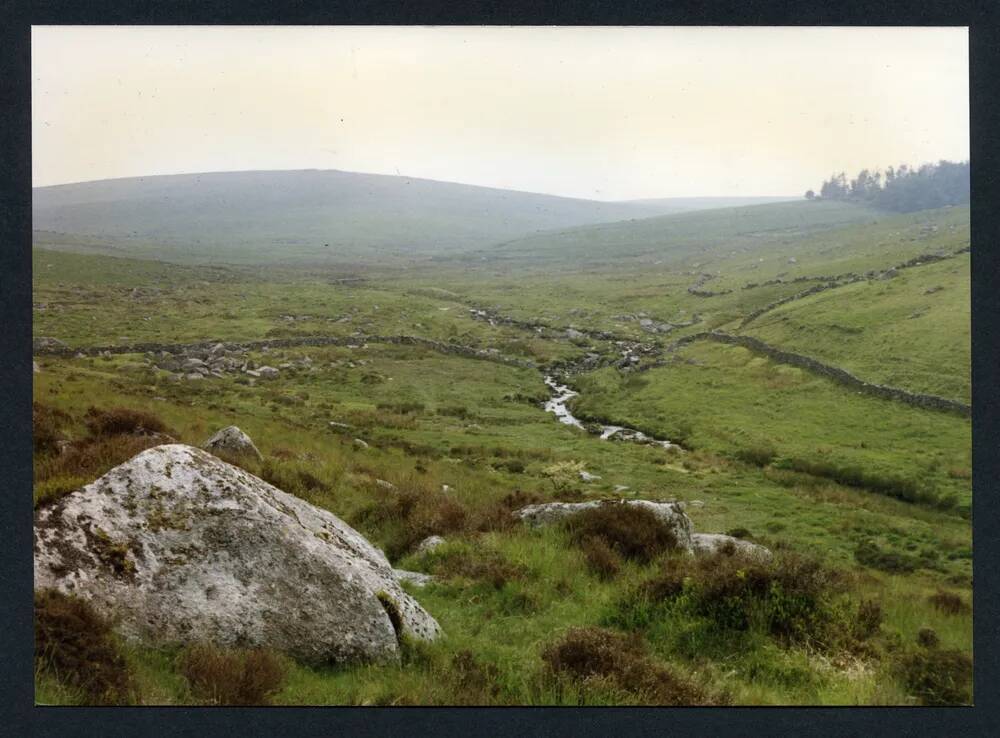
[542,375,678,450]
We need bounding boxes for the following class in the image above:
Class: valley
[32,182,972,706]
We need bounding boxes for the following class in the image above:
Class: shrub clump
[853,540,919,574]
[359,483,469,560]
[541,627,722,705]
[613,551,845,647]
[83,406,170,438]
[564,504,679,568]
[33,402,71,454]
[177,643,288,705]
[895,646,972,706]
[928,590,971,616]
[34,589,134,705]
[734,444,777,467]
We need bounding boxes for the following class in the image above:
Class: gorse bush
[177,643,288,705]
[564,504,679,565]
[34,589,134,705]
[541,627,722,705]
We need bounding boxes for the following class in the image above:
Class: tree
[804,189,815,200]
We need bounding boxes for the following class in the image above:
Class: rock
[33,444,439,664]
[690,533,772,562]
[353,438,370,450]
[328,421,353,431]
[879,268,899,280]
[565,328,585,340]
[393,569,434,588]
[613,485,630,493]
[33,361,40,374]
[924,286,944,295]
[203,425,263,462]
[787,257,797,264]
[686,500,705,508]
[258,366,280,379]
[513,500,694,552]
[375,479,395,490]
[441,484,451,493]
[185,373,204,381]
[579,471,602,482]
[416,535,446,554]
[33,336,68,352]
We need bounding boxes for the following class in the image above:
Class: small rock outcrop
[690,533,772,562]
[34,444,440,664]
[393,569,434,587]
[202,426,263,462]
[513,500,694,552]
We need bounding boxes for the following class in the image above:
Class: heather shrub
[34,589,134,705]
[177,643,288,705]
[83,406,170,438]
[564,504,679,564]
[540,627,722,705]
[928,590,970,616]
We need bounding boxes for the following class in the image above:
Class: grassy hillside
[32,170,791,266]
[474,199,878,267]
[32,187,971,706]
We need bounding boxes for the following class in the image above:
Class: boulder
[393,569,434,588]
[416,535,446,554]
[690,533,772,562]
[513,500,694,552]
[33,444,439,664]
[258,366,280,379]
[203,425,263,462]
[353,438,370,450]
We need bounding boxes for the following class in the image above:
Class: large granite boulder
[202,425,263,462]
[513,500,694,552]
[33,444,440,664]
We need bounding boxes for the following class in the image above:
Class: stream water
[542,375,678,450]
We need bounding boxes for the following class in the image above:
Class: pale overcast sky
[32,26,969,199]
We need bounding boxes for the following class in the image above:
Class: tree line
[805,160,969,213]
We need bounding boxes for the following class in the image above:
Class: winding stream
[543,375,678,450]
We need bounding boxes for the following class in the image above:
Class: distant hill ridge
[32,169,793,265]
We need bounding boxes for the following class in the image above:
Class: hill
[32,169,793,266]
[474,199,879,268]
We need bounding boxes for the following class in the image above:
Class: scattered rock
[33,361,40,374]
[787,257,797,264]
[202,426,263,462]
[441,484,451,493]
[393,569,434,588]
[924,286,944,295]
[258,366,280,379]
[33,444,440,664]
[416,535,446,554]
[353,439,370,450]
[328,421,353,431]
[879,268,899,280]
[375,479,396,490]
[690,533,772,562]
[513,500,694,552]
[33,337,67,352]
[579,471,602,482]
[613,485,630,493]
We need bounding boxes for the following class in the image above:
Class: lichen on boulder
[34,444,440,664]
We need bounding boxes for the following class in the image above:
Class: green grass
[32,196,971,705]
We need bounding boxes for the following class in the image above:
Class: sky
[31,26,969,200]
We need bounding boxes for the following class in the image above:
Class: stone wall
[658,332,970,417]
[33,334,537,370]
